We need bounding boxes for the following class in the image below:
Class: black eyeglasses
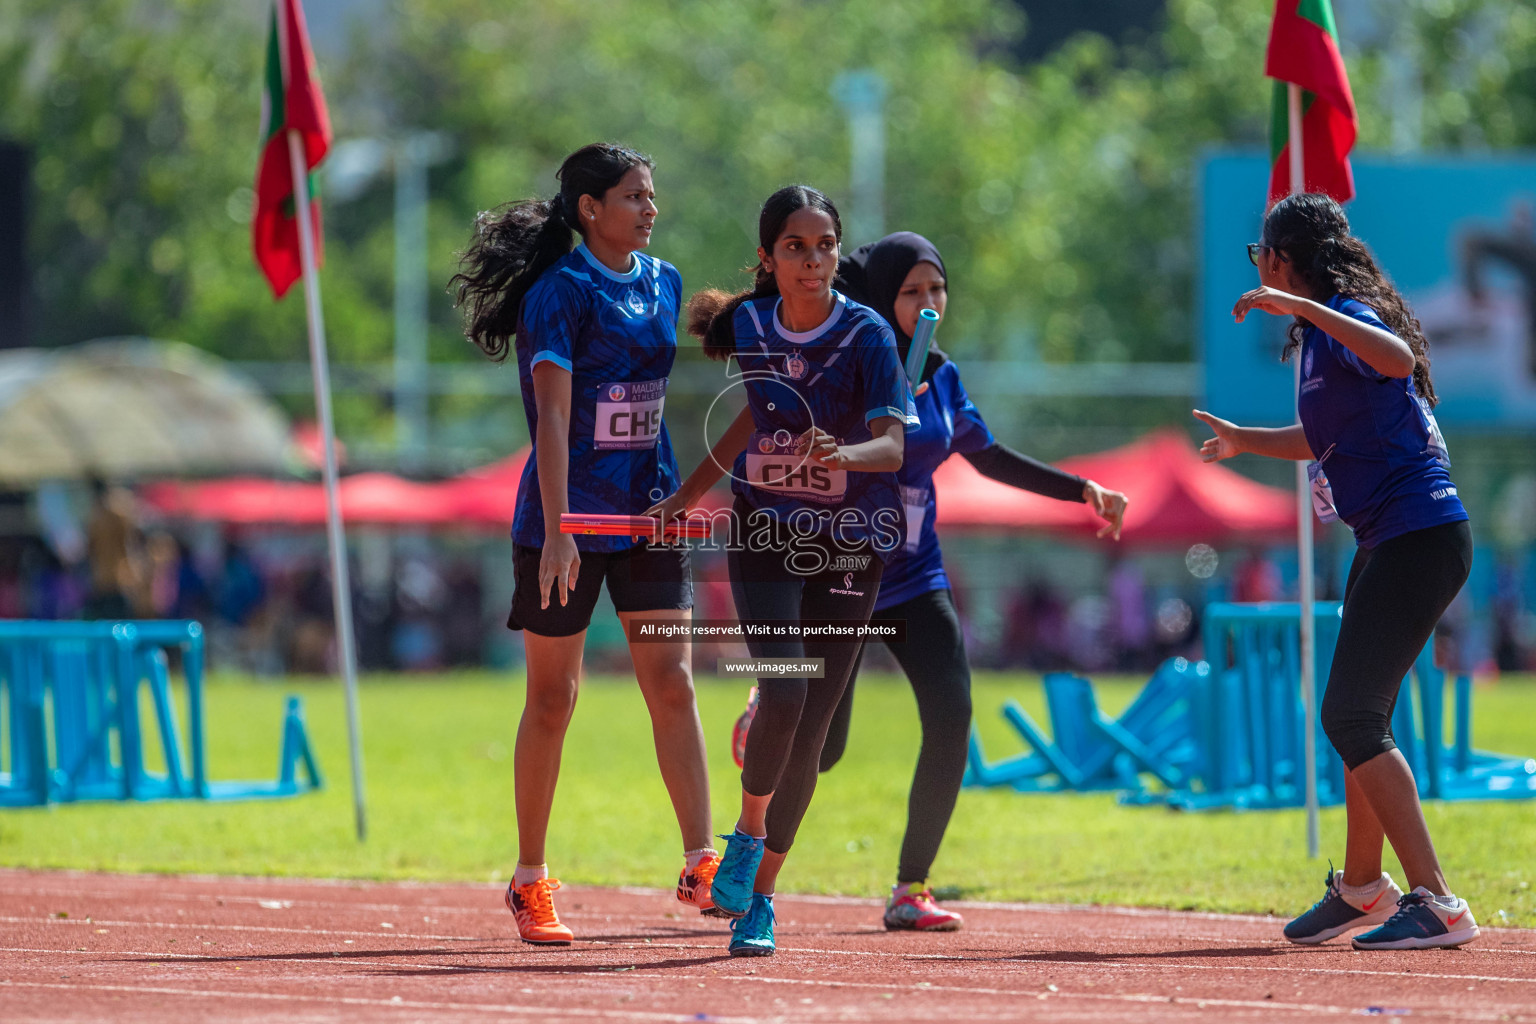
[1246,242,1268,265]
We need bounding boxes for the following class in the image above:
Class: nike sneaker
[1283,864,1402,944]
[1352,887,1480,950]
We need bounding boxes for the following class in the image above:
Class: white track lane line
[12,910,1536,968]
[3,960,1528,1024]
[7,936,1536,992]
[0,915,486,943]
[9,915,1536,985]
[8,879,1534,954]
[9,876,1533,938]
[0,980,763,1024]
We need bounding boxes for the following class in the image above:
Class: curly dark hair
[449,143,653,362]
[687,185,842,361]
[1264,192,1438,406]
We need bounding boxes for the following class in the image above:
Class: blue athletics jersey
[1297,294,1467,549]
[876,357,995,611]
[730,291,918,554]
[512,244,683,552]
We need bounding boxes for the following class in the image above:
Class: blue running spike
[729,893,776,957]
[710,831,765,919]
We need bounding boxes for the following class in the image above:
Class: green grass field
[3,670,1534,926]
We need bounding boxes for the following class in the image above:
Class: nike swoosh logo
[1361,892,1387,911]
[1448,910,1467,927]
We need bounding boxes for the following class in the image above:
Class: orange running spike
[505,877,575,945]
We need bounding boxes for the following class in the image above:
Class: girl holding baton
[814,232,1127,931]
[453,143,718,945]
[1195,192,1477,950]
[650,186,916,956]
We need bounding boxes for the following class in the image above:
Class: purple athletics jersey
[875,356,995,611]
[729,291,918,554]
[513,244,683,552]
[1297,294,1467,549]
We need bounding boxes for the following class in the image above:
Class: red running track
[1,870,1534,1022]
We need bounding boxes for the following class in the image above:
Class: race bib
[1415,396,1451,468]
[595,379,666,450]
[745,432,847,503]
[1307,461,1339,524]
[900,485,929,552]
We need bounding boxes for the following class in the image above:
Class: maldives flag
[252,0,332,298]
[1265,0,1357,205]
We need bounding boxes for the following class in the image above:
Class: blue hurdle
[0,620,322,807]
[1130,602,1536,811]
[964,657,1203,794]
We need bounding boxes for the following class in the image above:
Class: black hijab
[836,231,948,378]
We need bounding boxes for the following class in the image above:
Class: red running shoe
[884,886,964,932]
[731,685,759,769]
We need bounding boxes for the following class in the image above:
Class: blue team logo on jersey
[758,436,776,454]
[1304,347,1314,377]
[624,290,647,316]
[608,384,627,402]
[785,354,808,380]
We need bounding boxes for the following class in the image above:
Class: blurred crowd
[3,484,1534,678]
[0,484,494,675]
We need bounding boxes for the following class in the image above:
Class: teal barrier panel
[0,621,321,807]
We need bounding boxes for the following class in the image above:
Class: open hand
[538,533,580,610]
[1192,409,1243,463]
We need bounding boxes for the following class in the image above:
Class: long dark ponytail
[451,143,653,362]
[1265,192,1438,406]
[686,185,842,361]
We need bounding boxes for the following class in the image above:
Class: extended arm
[1193,410,1315,462]
[803,417,905,473]
[963,443,1085,502]
[532,361,580,607]
[645,406,755,520]
[1233,287,1415,379]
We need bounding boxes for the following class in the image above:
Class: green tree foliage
[2,0,1533,454]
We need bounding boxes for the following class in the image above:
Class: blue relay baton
[904,308,939,387]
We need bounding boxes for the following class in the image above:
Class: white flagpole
[287,128,368,842]
[1288,81,1320,860]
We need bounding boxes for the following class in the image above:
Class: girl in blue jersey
[1195,193,1478,951]
[649,186,915,957]
[452,143,718,946]
[809,232,1128,932]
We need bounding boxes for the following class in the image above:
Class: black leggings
[820,588,972,885]
[729,533,884,856]
[1322,520,1472,770]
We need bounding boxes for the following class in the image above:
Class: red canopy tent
[142,451,532,529]
[931,428,1296,545]
[145,430,1295,545]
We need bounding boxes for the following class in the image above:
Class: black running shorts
[507,540,693,638]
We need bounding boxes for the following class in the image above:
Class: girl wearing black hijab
[734,232,1129,931]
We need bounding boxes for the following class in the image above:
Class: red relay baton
[559,513,713,540]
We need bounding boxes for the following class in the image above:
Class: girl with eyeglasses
[1194,192,1476,951]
